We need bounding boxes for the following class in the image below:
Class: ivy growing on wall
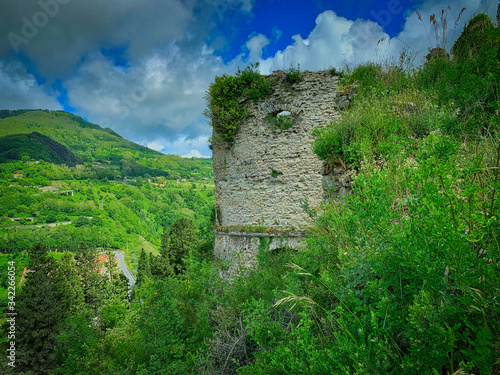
[204,63,272,146]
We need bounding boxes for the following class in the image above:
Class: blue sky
[216,0,418,62]
[0,0,496,158]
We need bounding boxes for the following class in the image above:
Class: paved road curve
[113,250,135,288]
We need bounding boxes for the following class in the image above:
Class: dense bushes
[313,87,458,165]
[241,131,500,374]
[204,64,271,146]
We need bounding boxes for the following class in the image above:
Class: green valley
[0,110,214,273]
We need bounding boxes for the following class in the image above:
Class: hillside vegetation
[0,132,82,165]
[0,110,214,275]
[0,110,213,178]
[1,11,499,375]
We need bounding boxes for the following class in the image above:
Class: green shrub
[313,88,457,165]
[341,59,413,96]
[270,169,282,178]
[276,114,293,130]
[267,111,294,130]
[344,62,381,89]
[204,64,271,146]
[285,64,304,84]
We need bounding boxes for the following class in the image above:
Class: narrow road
[113,250,135,287]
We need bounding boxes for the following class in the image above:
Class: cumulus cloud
[0,59,62,110]
[246,33,270,61]
[257,11,388,74]
[145,135,211,158]
[62,42,246,156]
[0,0,253,77]
[257,1,497,74]
[182,150,210,159]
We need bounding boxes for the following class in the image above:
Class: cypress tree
[15,244,83,373]
[136,248,151,286]
[167,217,200,274]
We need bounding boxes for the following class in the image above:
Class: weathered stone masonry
[212,70,344,274]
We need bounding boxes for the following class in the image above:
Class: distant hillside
[0,132,81,165]
[0,109,156,159]
[0,109,213,179]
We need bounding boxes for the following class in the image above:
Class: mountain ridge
[0,109,213,178]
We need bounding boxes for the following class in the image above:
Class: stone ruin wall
[212,70,348,275]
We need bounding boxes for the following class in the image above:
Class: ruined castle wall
[214,231,306,278]
[212,70,341,231]
[212,70,343,269]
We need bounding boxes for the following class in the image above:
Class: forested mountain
[0,132,81,165]
[0,110,213,178]
[0,109,215,294]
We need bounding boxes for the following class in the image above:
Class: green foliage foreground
[240,131,500,374]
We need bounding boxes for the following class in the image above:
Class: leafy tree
[147,251,173,280]
[15,244,83,373]
[165,217,200,274]
[99,248,130,331]
[160,225,169,257]
[74,246,108,315]
[74,216,91,227]
[52,313,100,375]
[136,248,151,286]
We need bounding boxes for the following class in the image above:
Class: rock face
[212,70,344,275]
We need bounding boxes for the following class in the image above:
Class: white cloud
[246,34,270,62]
[144,135,211,158]
[0,60,62,110]
[61,43,246,153]
[181,150,210,158]
[271,26,283,43]
[257,1,497,74]
[0,0,253,78]
[257,11,387,73]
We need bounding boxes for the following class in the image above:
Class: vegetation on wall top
[204,63,272,146]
